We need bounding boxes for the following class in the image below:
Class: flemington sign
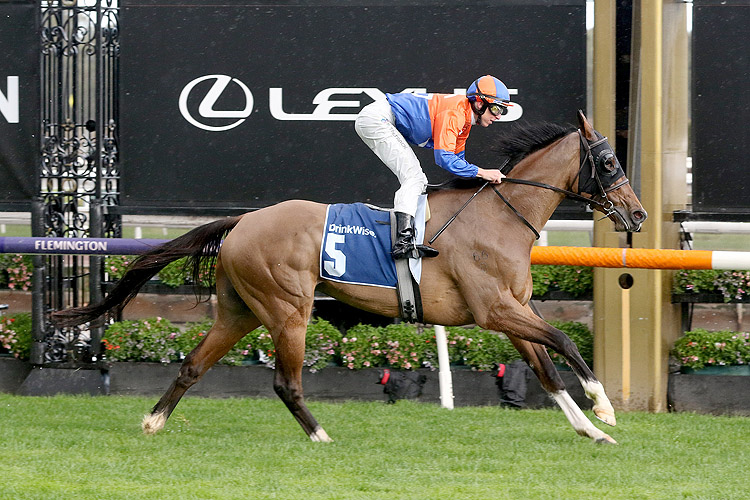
[0,237,169,255]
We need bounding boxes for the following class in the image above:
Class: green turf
[0,224,31,237]
[1,395,747,500]
[691,233,750,252]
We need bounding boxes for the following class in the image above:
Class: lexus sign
[121,0,585,213]
[0,1,39,210]
[178,77,525,129]
[178,74,254,131]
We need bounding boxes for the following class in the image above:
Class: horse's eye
[599,152,617,172]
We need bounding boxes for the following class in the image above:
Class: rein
[491,184,541,240]
[428,129,630,243]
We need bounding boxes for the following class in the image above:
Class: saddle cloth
[320,196,428,288]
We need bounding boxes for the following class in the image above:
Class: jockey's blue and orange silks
[385,92,479,178]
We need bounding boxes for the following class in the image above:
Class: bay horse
[54,111,646,444]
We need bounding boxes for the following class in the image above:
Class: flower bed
[100,317,591,373]
[673,269,750,302]
[672,328,750,372]
[1,309,593,374]
[0,255,33,291]
[0,312,31,360]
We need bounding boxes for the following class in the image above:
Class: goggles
[471,93,510,117]
[486,101,509,117]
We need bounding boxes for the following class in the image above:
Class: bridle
[428,129,631,243]
[496,129,630,238]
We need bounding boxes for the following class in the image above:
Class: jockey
[355,75,510,260]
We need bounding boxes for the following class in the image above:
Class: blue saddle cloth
[320,203,397,288]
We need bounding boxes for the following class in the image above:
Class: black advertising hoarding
[120,0,586,213]
[692,0,750,215]
[0,0,38,210]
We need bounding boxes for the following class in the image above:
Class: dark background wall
[691,0,750,215]
[0,0,38,210]
[119,0,587,213]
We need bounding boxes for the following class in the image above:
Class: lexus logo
[178,74,253,131]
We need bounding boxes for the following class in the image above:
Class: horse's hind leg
[269,310,332,442]
[506,333,616,444]
[142,270,261,434]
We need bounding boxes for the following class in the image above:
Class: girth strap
[390,210,423,323]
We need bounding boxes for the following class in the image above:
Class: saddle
[319,197,429,323]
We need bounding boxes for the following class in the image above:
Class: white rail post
[433,325,454,409]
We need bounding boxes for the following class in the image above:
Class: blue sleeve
[434,149,479,178]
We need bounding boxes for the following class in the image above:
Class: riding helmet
[466,75,510,104]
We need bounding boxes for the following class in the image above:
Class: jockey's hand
[477,168,506,184]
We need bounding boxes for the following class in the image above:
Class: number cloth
[320,198,428,287]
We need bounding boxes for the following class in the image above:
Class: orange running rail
[530,246,750,270]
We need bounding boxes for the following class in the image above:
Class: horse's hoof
[309,428,333,443]
[595,434,618,445]
[142,412,167,435]
[594,408,617,427]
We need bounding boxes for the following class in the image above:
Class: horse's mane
[428,121,575,192]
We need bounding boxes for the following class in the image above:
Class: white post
[433,325,454,409]
[538,230,548,246]
[134,226,143,239]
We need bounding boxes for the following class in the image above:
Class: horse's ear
[577,110,596,140]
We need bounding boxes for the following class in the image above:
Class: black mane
[428,121,575,192]
[493,121,575,168]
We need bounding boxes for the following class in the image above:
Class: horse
[54,111,647,444]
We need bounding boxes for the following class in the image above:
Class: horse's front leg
[484,300,616,443]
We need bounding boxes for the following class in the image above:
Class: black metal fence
[31,0,120,365]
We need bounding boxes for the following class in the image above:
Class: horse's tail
[51,215,244,328]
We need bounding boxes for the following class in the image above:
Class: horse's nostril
[632,210,647,222]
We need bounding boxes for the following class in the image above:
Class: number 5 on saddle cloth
[320,195,428,323]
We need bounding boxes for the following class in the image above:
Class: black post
[30,197,46,365]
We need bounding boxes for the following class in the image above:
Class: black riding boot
[392,212,439,260]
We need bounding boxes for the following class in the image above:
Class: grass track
[1,395,748,500]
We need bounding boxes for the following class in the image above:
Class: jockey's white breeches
[355,99,427,218]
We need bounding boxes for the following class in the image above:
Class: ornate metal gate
[31,0,120,365]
